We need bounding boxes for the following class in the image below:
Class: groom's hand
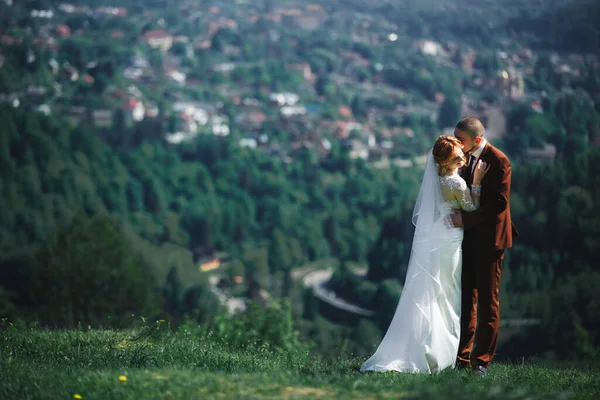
[450,212,463,228]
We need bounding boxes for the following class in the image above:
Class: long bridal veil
[360,151,458,374]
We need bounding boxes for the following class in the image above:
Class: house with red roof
[142,30,173,53]
[55,25,71,37]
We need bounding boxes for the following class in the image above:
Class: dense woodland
[1,0,599,363]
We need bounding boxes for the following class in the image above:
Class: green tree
[351,95,368,119]
[268,229,292,274]
[110,108,127,148]
[244,248,270,296]
[373,278,403,329]
[29,213,158,327]
[182,284,221,323]
[367,215,410,283]
[163,266,183,317]
[0,285,17,320]
[437,92,462,128]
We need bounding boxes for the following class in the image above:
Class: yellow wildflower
[74,395,83,399]
[119,375,127,382]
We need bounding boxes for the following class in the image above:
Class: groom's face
[454,129,476,154]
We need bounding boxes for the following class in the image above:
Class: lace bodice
[438,173,478,212]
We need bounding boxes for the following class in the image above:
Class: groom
[451,117,518,377]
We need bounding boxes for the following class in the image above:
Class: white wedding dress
[360,153,478,374]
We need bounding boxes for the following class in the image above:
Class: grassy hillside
[1,322,599,399]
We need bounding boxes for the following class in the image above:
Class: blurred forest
[1,97,599,361]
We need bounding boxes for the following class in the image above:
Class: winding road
[301,268,375,318]
[297,266,541,327]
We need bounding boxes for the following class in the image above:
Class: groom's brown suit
[457,142,518,368]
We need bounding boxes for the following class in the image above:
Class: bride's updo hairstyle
[433,135,463,174]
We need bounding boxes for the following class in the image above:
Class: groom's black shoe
[471,365,487,377]
[456,361,470,371]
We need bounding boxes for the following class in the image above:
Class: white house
[269,92,299,106]
[280,105,306,117]
[212,115,230,136]
[416,40,441,56]
[168,70,186,86]
[123,98,145,122]
[172,101,210,125]
[239,138,257,148]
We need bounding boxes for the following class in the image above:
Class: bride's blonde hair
[433,135,463,174]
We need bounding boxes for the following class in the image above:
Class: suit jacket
[460,143,518,250]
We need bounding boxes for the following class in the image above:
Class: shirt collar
[471,138,487,159]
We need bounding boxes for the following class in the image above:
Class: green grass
[1,322,599,399]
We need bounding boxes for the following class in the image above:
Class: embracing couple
[360,117,518,377]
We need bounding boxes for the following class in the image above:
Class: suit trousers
[457,242,504,368]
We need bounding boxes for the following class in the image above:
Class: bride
[360,136,489,374]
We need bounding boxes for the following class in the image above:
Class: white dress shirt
[469,138,487,174]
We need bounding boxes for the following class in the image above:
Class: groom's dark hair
[455,117,485,139]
